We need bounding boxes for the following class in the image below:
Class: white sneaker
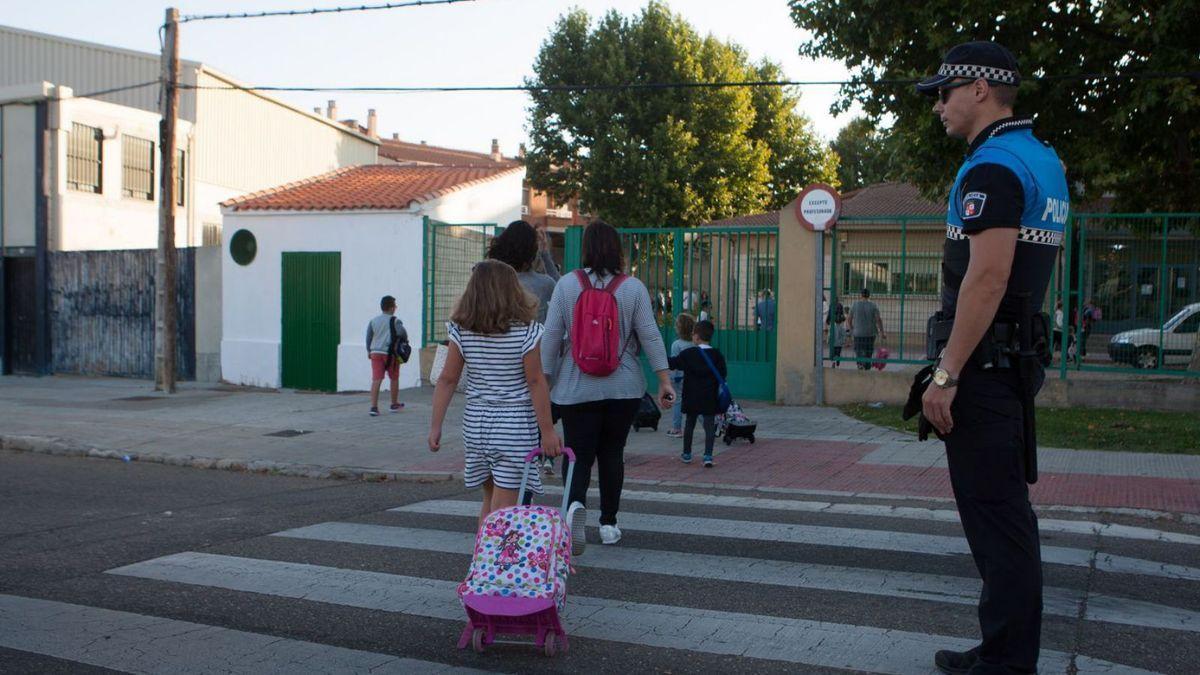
[599,524,622,545]
[567,501,587,556]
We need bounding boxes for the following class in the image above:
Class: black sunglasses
[938,78,976,104]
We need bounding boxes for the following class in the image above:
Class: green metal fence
[826,213,1200,378]
[565,225,780,400]
[421,217,499,345]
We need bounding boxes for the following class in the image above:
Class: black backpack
[388,317,412,365]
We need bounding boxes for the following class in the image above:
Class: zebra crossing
[3,485,1197,673]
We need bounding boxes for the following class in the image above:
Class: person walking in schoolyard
[541,221,675,551]
[916,40,1068,674]
[666,313,697,438]
[365,295,406,416]
[848,288,886,370]
[487,220,561,324]
[755,289,777,331]
[668,319,727,467]
[427,261,562,526]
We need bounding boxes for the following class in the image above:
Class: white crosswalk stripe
[544,487,1200,545]
[6,488,1193,673]
[394,500,1200,582]
[272,522,1200,633]
[0,594,488,675]
[105,552,1150,675]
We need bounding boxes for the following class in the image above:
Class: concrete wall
[424,169,525,228]
[822,367,1200,413]
[775,198,821,404]
[220,210,425,392]
[49,95,192,250]
[194,245,222,382]
[0,100,37,249]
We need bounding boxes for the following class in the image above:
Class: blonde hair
[675,312,696,341]
[450,260,537,334]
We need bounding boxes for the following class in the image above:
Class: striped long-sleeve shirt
[541,269,670,405]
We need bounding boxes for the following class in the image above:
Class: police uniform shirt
[942,117,1070,323]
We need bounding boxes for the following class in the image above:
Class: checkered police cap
[917,41,1022,94]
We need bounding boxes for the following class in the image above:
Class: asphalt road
[1,450,1197,674]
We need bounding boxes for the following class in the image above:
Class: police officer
[916,42,1069,674]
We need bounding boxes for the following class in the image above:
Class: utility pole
[156,7,180,392]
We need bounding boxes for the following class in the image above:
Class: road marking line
[273,522,1199,633]
[540,487,1200,545]
[0,593,487,674]
[107,552,1146,674]
[393,500,1200,582]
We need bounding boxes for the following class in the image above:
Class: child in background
[665,313,696,439]
[365,295,404,416]
[668,320,727,468]
[428,260,562,526]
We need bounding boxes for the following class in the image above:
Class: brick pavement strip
[1,375,1197,515]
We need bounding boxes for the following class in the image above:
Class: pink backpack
[570,269,628,376]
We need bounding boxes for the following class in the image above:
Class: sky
[5,0,861,156]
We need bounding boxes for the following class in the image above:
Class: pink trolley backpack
[457,447,577,656]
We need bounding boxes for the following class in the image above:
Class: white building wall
[424,169,525,227]
[48,95,193,251]
[0,101,37,248]
[221,210,425,392]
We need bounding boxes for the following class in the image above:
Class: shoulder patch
[962,191,987,219]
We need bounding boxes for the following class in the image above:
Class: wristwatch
[932,367,959,389]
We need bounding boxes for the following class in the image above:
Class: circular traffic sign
[794,183,841,231]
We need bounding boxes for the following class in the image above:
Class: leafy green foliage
[790,1,1200,211]
[525,2,839,227]
[830,117,904,192]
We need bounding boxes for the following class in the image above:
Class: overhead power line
[174,70,1200,95]
[180,0,477,23]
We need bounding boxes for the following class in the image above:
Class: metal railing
[826,213,1200,378]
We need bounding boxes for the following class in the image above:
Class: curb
[0,434,456,484]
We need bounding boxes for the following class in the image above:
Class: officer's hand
[922,383,956,436]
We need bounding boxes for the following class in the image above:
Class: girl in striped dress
[428,260,562,526]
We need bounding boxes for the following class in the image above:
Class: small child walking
[667,320,728,468]
[428,261,562,525]
[365,295,405,416]
[665,313,696,438]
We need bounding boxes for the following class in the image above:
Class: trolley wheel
[724,436,732,445]
[471,627,485,653]
[543,632,557,657]
[749,434,756,444]
[652,424,658,431]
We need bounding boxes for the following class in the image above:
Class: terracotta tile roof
[378,138,520,167]
[222,164,524,212]
[700,212,780,227]
[840,181,944,218]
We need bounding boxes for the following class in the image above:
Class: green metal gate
[281,252,340,392]
[422,217,500,345]
[566,225,779,400]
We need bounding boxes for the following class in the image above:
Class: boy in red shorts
[365,295,405,416]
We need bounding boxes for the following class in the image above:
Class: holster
[902,362,937,442]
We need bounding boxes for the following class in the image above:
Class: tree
[525,2,838,228]
[789,1,1200,212]
[830,117,903,192]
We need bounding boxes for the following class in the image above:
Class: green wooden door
[281,252,340,392]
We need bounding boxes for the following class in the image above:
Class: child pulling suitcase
[457,447,577,656]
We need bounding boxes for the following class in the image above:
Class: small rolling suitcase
[457,447,578,656]
[631,392,661,431]
[721,403,757,445]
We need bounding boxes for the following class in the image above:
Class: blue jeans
[671,375,684,430]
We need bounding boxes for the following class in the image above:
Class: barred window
[176,149,186,206]
[67,123,103,193]
[122,135,154,200]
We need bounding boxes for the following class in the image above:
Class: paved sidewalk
[2,375,1198,515]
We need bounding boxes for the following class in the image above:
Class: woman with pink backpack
[541,221,675,553]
